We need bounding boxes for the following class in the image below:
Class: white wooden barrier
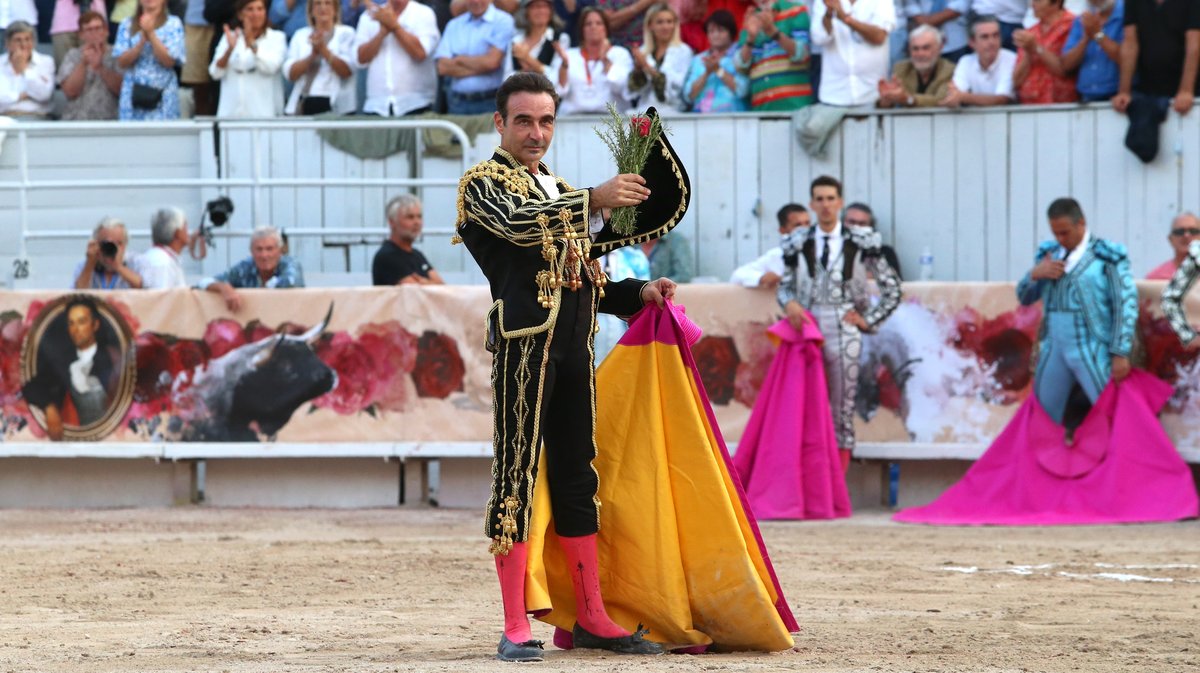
[3,105,1199,290]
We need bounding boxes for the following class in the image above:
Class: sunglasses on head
[1171,228,1200,237]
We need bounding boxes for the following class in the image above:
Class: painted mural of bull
[176,306,337,441]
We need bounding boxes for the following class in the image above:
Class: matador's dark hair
[1047,197,1084,224]
[496,72,561,120]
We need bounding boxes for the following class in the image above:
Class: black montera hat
[591,106,692,256]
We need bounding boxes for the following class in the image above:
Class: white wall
[3,105,1197,289]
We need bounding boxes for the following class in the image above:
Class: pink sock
[839,448,851,473]
[494,542,533,643]
[552,626,574,649]
[557,533,628,639]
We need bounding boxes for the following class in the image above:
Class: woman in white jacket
[282,0,356,114]
[209,0,286,118]
[550,6,631,115]
[625,3,692,112]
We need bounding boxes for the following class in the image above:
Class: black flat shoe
[571,623,663,655]
[497,634,545,662]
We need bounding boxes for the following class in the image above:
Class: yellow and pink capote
[522,301,799,652]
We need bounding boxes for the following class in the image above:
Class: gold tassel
[488,496,521,555]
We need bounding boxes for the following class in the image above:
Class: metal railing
[0,118,474,273]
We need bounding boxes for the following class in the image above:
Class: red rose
[631,116,650,137]
[1138,300,1199,384]
[134,333,174,405]
[204,319,247,359]
[952,305,1041,403]
[0,313,28,402]
[412,331,466,399]
[692,335,741,405]
[313,322,418,414]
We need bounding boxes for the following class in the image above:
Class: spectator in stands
[811,0,895,107]
[57,12,122,120]
[113,0,186,120]
[182,0,217,116]
[0,21,55,117]
[643,231,694,281]
[941,15,1016,106]
[355,0,440,115]
[210,0,287,116]
[681,9,748,112]
[550,7,632,114]
[1146,213,1200,280]
[970,0,1027,51]
[49,0,107,68]
[372,194,445,285]
[270,0,309,40]
[902,0,969,62]
[678,0,708,54]
[200,226,304,311]
[729,202,809,289]
[1012,0,1077,103]
[1060,0,1122,103]
[420,0,452,31]
[140,207,190,289]
[511,0,563,77]
[625,2,692,111]
[73,217,144,290]
[844,201,902,278]
[1111,0,1200,118]
[434,0,514,114]
[877,24,954,107]
[734,0,814,111]
[597,0,655,50]
[284,0,357,114]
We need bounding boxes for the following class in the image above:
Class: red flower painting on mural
[412,330,466,399]
[692,335,741,405]
[952,305,1042,403]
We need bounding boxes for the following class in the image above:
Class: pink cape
[732,318,851,520]
[894,369,1199,525]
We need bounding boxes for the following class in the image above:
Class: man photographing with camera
[73,217,144,290]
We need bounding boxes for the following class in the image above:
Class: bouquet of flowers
[594,104,666,236]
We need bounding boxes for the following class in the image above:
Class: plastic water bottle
[918,247,934,281]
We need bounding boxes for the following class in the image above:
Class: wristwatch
[1094,31,1106,41]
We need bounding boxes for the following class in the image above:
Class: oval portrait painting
[20,295,136,441]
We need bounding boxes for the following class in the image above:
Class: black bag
[299,96,332,116]
[131,83,163,111]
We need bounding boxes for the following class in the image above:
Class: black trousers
[485,286,601,550]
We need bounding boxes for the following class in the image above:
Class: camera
[99,241,118,257]
[205,196,234,227]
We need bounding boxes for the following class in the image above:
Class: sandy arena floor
[0,507,1196,673]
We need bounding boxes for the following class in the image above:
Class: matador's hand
[641,277,676,307]
[785,300,809,330]
[591,174,650,211]
[1110,355,1131,382]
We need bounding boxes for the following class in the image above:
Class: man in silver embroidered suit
[778,175,902,462]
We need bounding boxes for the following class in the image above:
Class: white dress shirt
[729,247,785,287]
[951,49,1017,98]
[284,25,358,114]
[816,222,844,269]
[137,245,187,289]
[624,42,694,112]
[970,0,1029,24]
[534,173,604,235]
[354,1,440,116]
[209,29,288,118]
[69,343,103,395]
[811,0,896,106]
[551,45,633,115]
[0,51,55,116]
[1057,229,1091,273]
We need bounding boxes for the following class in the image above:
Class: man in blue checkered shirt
[199,225,305,312]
